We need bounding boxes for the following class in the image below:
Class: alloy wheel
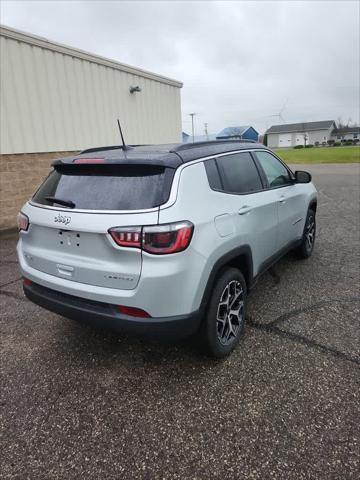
[305,215,315,251]
[216,280,244,345]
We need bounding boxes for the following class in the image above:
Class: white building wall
[308,129,331,145]
[268,129,333,147]
[0,27,183,154]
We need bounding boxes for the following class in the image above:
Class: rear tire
[200,267,247,358]
[295,208,316,259]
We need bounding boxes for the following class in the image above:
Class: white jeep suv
[17,141,317,357]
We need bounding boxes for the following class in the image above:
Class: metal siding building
[0,26,183,155]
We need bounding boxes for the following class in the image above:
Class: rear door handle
[238,205,252,215]
[279,195,287,204]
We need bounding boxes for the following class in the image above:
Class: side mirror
[295,170,312,183]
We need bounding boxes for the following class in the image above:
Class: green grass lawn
[274,146,360,164]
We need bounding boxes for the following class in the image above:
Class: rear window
[32,164,175,210]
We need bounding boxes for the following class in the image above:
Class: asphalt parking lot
[1,163,359,479]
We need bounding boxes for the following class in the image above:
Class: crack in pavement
[0,277,22,289]
[247,318,360,366]
[267,297,360,327]
[1,278,359,366]
[0,289,25,300]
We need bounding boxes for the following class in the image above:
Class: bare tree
[336,116,356,128]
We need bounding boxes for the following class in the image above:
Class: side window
[255,151,292,188]
[204,159,223,190]
[216,152,263,194]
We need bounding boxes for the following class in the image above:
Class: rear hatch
[21,162,175,290]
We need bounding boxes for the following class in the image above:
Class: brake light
[108,221,194,254]
[143,222,194,254]
[23,278,32,286]
[118,305,151,318]
[73,158,105,164]
[17,212,29,232]
[109,227,142,248]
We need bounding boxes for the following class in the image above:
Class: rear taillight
[23,278,32,286]
[17,212,29,232]
[109,227,142,248]
[143,222,193,254]
[108,221,194,255]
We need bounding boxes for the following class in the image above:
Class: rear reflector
[118,305,151,318]
[108,221,194,254]
[23,278,32,286]
[17,212,29,232]
[73,158,105,164]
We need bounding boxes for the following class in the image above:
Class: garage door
[278,133,292,147]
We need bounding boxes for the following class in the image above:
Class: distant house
[216,126,259,142]
[266,120,335,148]
[182,132,217,143]
[331,126,360,142]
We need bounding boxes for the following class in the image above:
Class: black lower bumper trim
[23,282,201,339]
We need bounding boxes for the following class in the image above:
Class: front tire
[295,208,316,259]
[201,268,247,358]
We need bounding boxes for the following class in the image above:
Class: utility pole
[204,123,209,140]
[189,113,196,143]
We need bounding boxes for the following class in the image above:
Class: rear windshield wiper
[45,196,76,209]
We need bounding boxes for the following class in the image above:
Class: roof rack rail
[171,139,256,152]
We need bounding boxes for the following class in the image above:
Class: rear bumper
[23,282,201,339]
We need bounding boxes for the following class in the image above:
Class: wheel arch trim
[198,245,253,315]
[308,196,318,212]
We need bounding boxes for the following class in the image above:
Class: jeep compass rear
[18,141,317,357]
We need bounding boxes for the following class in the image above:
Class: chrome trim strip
[160,148,272,210]
[28,201,159,215]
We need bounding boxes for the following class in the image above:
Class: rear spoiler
[52,158,178,169]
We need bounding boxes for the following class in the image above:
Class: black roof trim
[52,141,269,169]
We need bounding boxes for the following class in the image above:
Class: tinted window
[204,159,223,190]
[255,151,291,187]
[32,164,175,210]
[216,152,263,194]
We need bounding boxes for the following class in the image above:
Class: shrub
[322,141,327,146]
[315,141,319,147]
[327,139,335,146]
[333,142,341,147]
[344,140,353,146]
[294,145,304,149]
[305,144,314,148]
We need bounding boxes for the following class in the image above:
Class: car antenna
[117,119,129,150]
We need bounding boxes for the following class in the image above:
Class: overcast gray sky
[1,0,359,136]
